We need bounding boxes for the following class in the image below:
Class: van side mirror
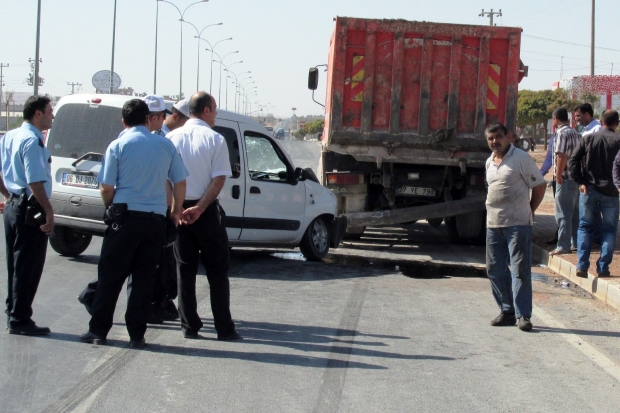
[294,167,306,181]
[308,68,319,90]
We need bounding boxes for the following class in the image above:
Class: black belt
[126,210,165,221]
[6,193,21,202]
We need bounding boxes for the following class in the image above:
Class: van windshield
[47,103,124,158]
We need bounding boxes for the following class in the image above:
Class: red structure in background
[567,75,620,110]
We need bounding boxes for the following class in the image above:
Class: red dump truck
[308,17,526,243]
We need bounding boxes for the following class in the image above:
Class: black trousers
[174,201,234,336]
[152,245,177,306]
[89,214,164,339]
[4,198,48,326]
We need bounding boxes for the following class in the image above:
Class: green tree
[293,119,324,140]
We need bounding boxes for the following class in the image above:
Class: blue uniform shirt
[98,125,188,215]
[1,122,52,197]
[160,124,171,136]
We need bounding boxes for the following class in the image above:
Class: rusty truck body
[309,17,525,242]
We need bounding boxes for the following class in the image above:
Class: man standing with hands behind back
[485,123,546,332]
[0,95,55,335]
[167,91,240,341]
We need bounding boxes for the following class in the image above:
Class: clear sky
[0,0,617,117]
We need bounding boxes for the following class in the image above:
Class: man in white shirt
[167,92,240,340]
[574,103,602,137]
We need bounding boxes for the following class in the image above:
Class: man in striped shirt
[551,107,582,255]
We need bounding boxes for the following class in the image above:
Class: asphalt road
[3,140,620,412]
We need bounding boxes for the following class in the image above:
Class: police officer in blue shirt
[80,99,188,348]
[0,95,54,335]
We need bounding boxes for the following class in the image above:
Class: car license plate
[396,186,436,197]
[62,173,99,189]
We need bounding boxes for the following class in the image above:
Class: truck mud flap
[330,215,348,247]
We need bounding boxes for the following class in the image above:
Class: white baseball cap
[142,94,172,114]
[172,97,190,118]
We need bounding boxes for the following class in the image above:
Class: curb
[533,244,620,311]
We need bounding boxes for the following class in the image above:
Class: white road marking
[535,305,620,382]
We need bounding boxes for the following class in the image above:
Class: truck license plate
[397,186,436,197]
[62,173,99,189]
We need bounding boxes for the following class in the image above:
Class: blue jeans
[577,185,619,274]
[486,226,532,319]
[555,179,579,251]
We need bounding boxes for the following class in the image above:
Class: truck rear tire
[300,217,330,261]
[456,210,485,238]
[427,218,443,227]
[49,226,92,257]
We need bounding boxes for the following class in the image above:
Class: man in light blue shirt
[0,95,55,336]
[80,99,188,348]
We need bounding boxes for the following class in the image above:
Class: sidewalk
[532,147,620,311]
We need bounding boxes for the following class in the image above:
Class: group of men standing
[2,92,240,347]
[484,103,620,332]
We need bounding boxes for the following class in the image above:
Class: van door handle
[232,185,240,199]
[250,186,261,194]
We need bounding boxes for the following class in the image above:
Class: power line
[523,34,620,53]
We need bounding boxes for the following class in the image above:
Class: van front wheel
[300,217,330,261]
[49,226,92,257]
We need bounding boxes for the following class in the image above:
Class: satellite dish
[92,70,121,92]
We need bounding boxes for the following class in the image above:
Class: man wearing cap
[150,97,190,322]
[143,94,171,136]
[80,99,188,347]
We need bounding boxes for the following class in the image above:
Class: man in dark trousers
[0,95,55,335]
[167,92,240,340]
[570,110,620,278]
[79,99,188,347]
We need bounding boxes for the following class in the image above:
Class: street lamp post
[158,0,208,99]
[211,50,238,104]
[221,62,242,110]
[183,21,222,91]
[34,0,42,95]
[153,0,159,93]
[239,79,255,115]
[201,37,232,93]
[110,0,117,94]
[235,73,252,112]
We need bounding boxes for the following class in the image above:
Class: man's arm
[568,139,586,187]
[0,174,9,199]
[29,181,54,234]
[181,176,226,225]
[540,136,554,176]
[169,180,186,226]
[100,184,115,208]
[613,151,620,190]
[555,153,567,184]
[530,183,546,221]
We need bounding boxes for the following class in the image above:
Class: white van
[46,94,345,261]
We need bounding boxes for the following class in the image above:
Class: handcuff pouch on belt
[22,190,47,227]
[164,208,178,248]
[104,203,127,230]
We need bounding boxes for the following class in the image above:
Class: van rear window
[47,103,124,158]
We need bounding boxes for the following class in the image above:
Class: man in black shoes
[79,99,188,347]
[1,95,55,336]
[167,92,241,341]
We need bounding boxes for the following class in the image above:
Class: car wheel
[300,217,330,261]
[520,138,531,152]
[49,226,92,257]
[427,218,443,227]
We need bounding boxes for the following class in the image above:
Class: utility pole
[0,63,8,119]
[110,0,118,94]
[591,0,595,76]
[67,82,82,94]
[479,9,502,26]
[34,0,42,95]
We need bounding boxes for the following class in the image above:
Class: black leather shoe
[545,237,558,245]
[158,308,179,321]
[518,317,533,331]
[77,295,93,316]
[490,313,516,327]
[147,312,164,325]
[128,338,146,348]
[217,331,242,341]
[9,323,51,336]
[183,330,199,339]
[79,331,106,345]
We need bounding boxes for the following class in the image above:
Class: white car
[45,94,345,261]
